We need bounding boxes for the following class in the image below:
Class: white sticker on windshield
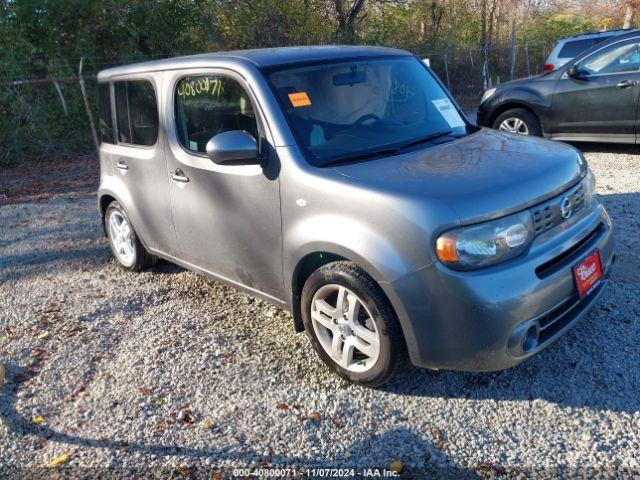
[432,99,465,128]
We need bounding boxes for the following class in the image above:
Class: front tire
[301,261,405,387]
[105,201,156,271]
[493,108,542,137]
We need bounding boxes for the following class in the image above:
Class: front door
[162,70,284,302]
[550,38,640,140]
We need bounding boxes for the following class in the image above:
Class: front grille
[535,222,605,279]
[531,182,586,236]
[537,280,605,343]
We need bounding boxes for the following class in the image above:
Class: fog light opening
[522,324,540,353]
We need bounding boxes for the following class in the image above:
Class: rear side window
[558,37,612,58]
[114,79,159,146]
[98,82,114,144]
[174,75,258,154]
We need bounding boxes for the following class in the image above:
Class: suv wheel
[105,201,156,271]
[493,108,542,137]
[301,261,405,387]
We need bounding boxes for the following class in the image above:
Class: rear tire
[105,201,156,271]
[493,108,542,137]
[301,261,405,387]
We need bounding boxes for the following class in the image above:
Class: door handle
[172,169,189,183]
[616,80,637,88]
[116,160,129,171]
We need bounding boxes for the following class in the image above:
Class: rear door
[110,75,178,255]
[550,38,640,141]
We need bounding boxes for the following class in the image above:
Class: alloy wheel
[310,284,381,373]
[107,210,136,267]
[498,117,530,135]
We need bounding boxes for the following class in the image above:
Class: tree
[623,0,639,28]
[333,0,367,43]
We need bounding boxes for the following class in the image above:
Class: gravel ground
[0,147,639,478]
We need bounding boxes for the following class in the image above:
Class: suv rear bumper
[385,202,614,371]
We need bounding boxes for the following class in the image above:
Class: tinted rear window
[558,37,613,58]
[98,83,114,144]
[114,80,159,146]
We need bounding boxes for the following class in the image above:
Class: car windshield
[265,56,469,166]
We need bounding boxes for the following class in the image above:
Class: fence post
[443,46,451,91]
[482,41,490,90]
[78,57,99,154]
[510,20,516,81]
[525,43,531,77]
[53,80,68,115]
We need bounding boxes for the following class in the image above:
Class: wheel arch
[98,193,119,236]
[290,251,346,332]
[489,102,539,129]
[289,244,405,334]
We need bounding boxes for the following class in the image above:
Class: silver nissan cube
[97,46,614,386]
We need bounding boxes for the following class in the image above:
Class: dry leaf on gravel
[47,453,71,468]
[390,460,403,473]
[475,461,507,475]
[31,417,44,425]
[332,414,341,428]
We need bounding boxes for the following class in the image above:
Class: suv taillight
[543,64,554,72]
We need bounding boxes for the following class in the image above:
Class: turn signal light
[436,236,460,262]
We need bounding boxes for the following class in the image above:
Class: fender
[284,213,418,296]
[487,86,553,131]
[283,213,429,351]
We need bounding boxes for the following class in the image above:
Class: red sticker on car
[573,250,603,297]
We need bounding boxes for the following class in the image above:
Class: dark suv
[478,30,640,144]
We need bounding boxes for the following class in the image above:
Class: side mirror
[205,130,260,165]
[567,65,586,79]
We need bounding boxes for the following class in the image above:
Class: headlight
[436,210,534,270]
[481,88,496,104]
[584,167,596,207]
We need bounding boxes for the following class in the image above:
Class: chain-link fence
[418,42,553,108]
[0,42,553,166]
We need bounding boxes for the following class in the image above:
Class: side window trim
[113,75,160,149]
[171,70,268,159]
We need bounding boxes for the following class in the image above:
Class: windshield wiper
[319,147,399,167]
[393,130,454,153]
[319,130,456,167]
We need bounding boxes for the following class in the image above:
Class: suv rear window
[558,37,613,58]
[114,79,159,147]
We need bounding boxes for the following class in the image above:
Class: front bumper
[475,103,490,127]
[386,202,614,371]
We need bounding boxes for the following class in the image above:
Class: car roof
[98,45,411,79]
[566,28,636,40]
[571,29,640,57]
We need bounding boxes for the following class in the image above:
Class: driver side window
[175,75,258,154]
[580,40,640,75]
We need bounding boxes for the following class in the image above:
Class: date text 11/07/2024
[232,468,401,477]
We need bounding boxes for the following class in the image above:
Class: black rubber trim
[535,222,606,279]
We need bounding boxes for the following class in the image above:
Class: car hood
[332,128,586,224]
